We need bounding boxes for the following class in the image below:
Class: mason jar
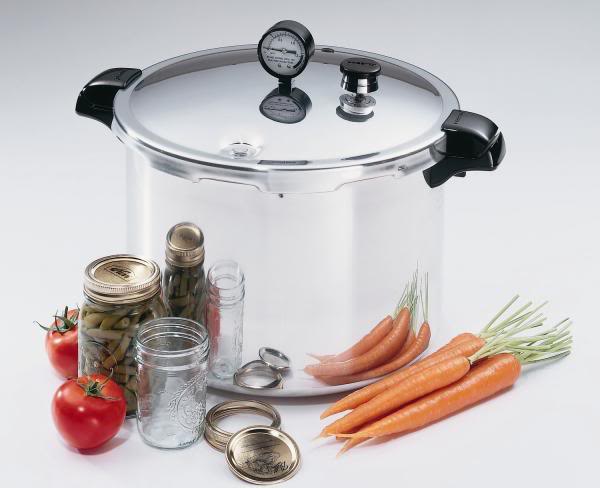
[135,318,209,449]
[79,254,168,416]
[162,222,206,322]
[206,260,245,379]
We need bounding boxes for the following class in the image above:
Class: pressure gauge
[260,86,312,124]
[258,20,315,80]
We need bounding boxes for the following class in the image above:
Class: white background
[1,0,599,486]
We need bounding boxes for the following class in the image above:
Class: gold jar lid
[84,254,161,304]
[226,426,301,485]
[165,222,205,267]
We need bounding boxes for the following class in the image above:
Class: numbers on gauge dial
[260,31,307,77]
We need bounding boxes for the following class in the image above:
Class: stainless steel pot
[76,21,505,396]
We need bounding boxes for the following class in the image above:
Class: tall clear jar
[79,255,168,416]
[162,222,206,322]
[135,318,209,449]
[206,260,245,379]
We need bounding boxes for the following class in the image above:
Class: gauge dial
[258,21,315,80]
[260,87,312,124]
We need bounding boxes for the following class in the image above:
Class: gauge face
[261,95,304,123]
[259,30,307,78]
[259,87,312,124]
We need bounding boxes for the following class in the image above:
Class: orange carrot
[441,332,479,350]
[319,322,431,385]
[334,328,415,367]
[339,353,520,444]
[321,354,470,437]
[308,316,394,363]
[336,419,378,454]
[319,334,485,419]
[304,309,411,377]
[396,328,416,356]
[338,436,366,456]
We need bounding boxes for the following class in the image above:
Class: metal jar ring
[233,359,284,390]
[204,400,282,452]
[258,347,291,372]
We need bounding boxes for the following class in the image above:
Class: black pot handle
[423,110,506,188]
[75,68,142,128]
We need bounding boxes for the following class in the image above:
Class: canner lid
[112,45,459,192]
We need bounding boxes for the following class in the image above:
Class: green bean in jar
[79,254,167,416]
[162,222,206,322]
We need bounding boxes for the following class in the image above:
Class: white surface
[1,1,599,487]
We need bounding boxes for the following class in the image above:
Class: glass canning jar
[206,260,245,379]
[162,222,206,322]
[79,254,168,416]
[135,318,209,449]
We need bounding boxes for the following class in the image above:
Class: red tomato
[52,374,126,450]
[38,308,79,378]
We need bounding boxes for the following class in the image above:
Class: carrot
[441,332,479,350]
[339,353,521,442]
[320,296,572,452]
[333,306,573,454]
[319,334,485,419]
[328,328,414,372]
[396,328,416,356]
[320,297,536,411]
[319,322,431,385]
[336,420,377,455]
[304,308,411,377]
[321,354,470,437]
[338,436,367,456]
[308,316,394,363]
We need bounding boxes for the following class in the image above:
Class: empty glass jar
[206,260,245,379]
[135,318,209,449]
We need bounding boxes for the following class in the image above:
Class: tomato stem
[76,376,121,401]
[34,306,79,335]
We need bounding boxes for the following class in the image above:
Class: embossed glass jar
[135,318,209,449]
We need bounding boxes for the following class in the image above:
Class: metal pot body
[125,146,443,377]
[74,35,506,396]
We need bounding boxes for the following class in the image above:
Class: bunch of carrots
[313,287,572,455]
[305,272,431,385]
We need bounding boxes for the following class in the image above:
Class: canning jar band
[165,222,205,267]
[258,347,291,371]
[233,360,283,390]
[206,403,281,447]
[204,400,282,451]
[82,288,163,311]
[83,254,162,304]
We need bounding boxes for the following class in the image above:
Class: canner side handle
[423,110,506,188]
[75,68,141,128]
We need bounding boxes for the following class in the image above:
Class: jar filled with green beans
[79,254,168,416]
[162,222,206,323]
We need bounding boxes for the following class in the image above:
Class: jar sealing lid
[84,254,161,304]
[226,426,300,484]
[165,222,205,267]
